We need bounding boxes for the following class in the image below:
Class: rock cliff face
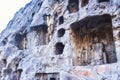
[0,0,120,80]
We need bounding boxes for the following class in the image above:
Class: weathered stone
[0,0,120,80]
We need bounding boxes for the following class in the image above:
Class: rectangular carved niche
[15,33,27,50]
[67,0,79,13]
[30,24,48,45]
[35,73,59,80]
[17,69,23,80]
[70,14,117,66]
[98,0,109,3]
[81,0,89,7]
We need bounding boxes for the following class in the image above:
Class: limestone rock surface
[0,0,120,80]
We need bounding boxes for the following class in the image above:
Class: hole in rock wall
[58,28,65,37]
[50,78,56,80]
[31,24,48,45]
[31,24,48,33]
[2,59,7,67]
[81,0,89,7]
[67,0,79,13]
[118,32,120,39]
[70,14,117,66]
[54,13,58,18]
[55,42,65,55]
[17,69,23,80]
[59,16,64,25]
[2,38,8,45]
[98,0,109,3]
[17,69,23,73]
[32,12,35,17]
[15,33,27,50]
[15,64,19,70]
[35,73,59,80]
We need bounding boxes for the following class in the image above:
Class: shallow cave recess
[30,24,48,45]
[118,32,120,39]
[15,33,27,50]
[2,38,8,45]
[57,28,65,37]
[2,59,7,67]
[35,73,59,80]
[50,78,56,80]
[55,42,65,55]
[81,0,89,7]
[59,16,64,25]
[67,0,79,13]
[32,12,35,17]
[30,24,48,33]
[70,14,117,66]
[98,0,109,3]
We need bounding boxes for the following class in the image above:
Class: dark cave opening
[15,33,27,50]
[2,38,8,45]
[55,42,65,55]
[32,12,35,17]
[2,59,7,67]
[118,32,120,38]
[17,69,23,80]
[67,0,79,13]
[30,24,48,33]
[17,69,23,73]
[35,73,59,80]
[81,0,89,7]
[98,0,109,3]
[50,78,56,80]
[58,28,65,37]
[59,16,64,25]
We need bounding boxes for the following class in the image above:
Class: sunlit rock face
[0,0,120,80]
